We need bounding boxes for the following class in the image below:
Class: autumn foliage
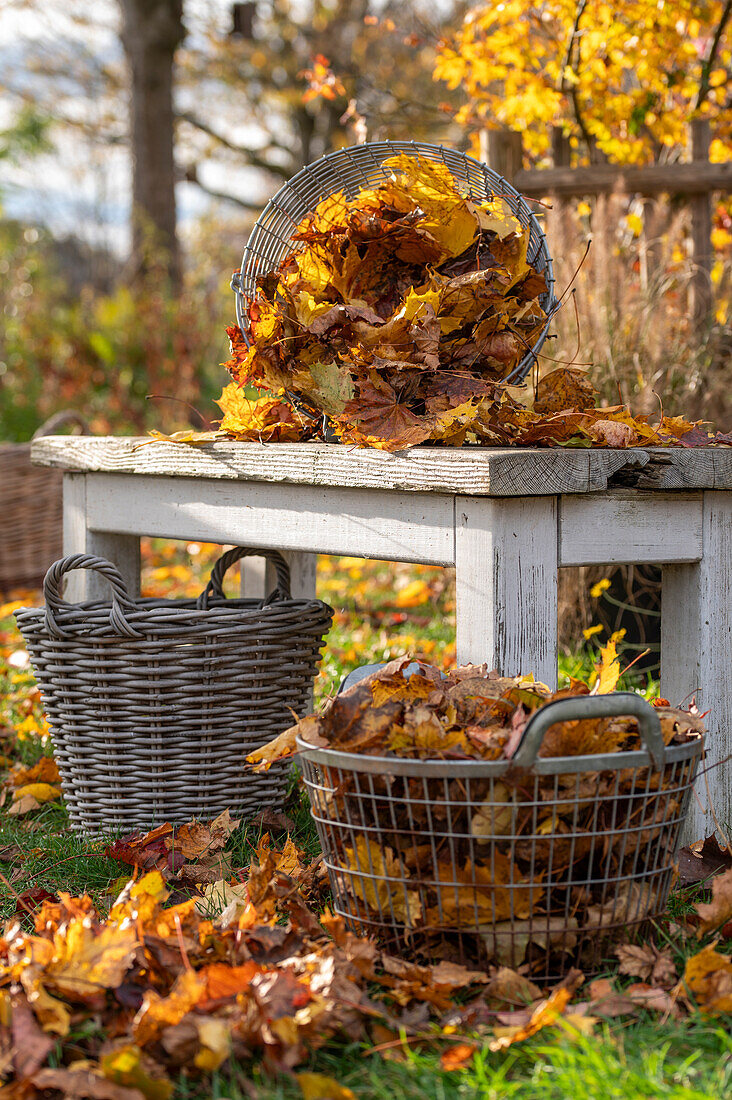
[434,1,732,163]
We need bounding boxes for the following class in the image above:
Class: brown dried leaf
[615,943,677,987]
[695,866,732,935]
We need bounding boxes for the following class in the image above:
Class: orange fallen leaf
[440,1042,477,1070]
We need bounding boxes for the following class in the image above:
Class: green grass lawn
[1,543,729,1098]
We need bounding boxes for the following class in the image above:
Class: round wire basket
[299,693,703,981]
[232,141,559,384]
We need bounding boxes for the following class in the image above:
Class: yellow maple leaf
[594,639,620,694]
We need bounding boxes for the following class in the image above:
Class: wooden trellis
[482,122,730,326]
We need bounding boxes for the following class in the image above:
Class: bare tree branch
[178,111,291,179]
[182,163,264,210]
[695,0,732,110]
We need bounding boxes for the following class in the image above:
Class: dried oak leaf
[163,809,240,861]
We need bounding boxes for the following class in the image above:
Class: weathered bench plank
[32,436,732,496]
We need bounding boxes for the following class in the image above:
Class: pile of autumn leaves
[3,818,732,1098]
[249,656,705,972]
[211,154,732,452]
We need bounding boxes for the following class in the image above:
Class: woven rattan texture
[233,141,559,383]
[0,413,88,592]
[300,742,701,981]
[16,550,333,834]
[0,443,64,591]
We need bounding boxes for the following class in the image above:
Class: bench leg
[661,491,732,845]
[455,496,559,687]
[240,550,317,600]
[62,474,141,602]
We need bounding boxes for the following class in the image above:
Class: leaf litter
[3,838,730,1093]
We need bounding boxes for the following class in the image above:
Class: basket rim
[296,733,704,777]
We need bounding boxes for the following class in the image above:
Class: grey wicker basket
[15,547,333,833]
[300,693,703,981]
[0,412,87,593]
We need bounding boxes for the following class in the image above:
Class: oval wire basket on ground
[299,693,703,982]
[0,412,88,593]
[16,548,333,834]
[232,140,560,385]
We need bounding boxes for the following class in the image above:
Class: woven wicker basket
[15,547,333,833]
[0,412,88,594]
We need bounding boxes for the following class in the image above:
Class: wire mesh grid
[299,740,701,981]
[233,141,559,383]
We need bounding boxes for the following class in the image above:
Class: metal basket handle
[513,692,665,770]
[196,546,291,610]
[32,411,90,438]
[43,554,142,639]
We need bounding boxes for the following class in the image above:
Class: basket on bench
[16,547,333,833]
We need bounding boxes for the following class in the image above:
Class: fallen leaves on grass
[615,943,677,988]
[1,853,730,1091]
[105,811,240,884]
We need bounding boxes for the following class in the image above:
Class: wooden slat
[661,493,732,844]
[514,159,732,198]
[32,436,732,496]
[62,474,141,601]
[455,496,559,686]
[559,492,703,566]
[84,474,456,565]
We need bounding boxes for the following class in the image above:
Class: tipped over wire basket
[299,693,703,981]
[232,140,559,384]
[16,547,333,833]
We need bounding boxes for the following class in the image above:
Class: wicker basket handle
[32,411,89,438]
[513,692,665,770]
[43,554,142,639]
[196,546,291,610]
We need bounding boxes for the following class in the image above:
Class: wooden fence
[481,122,730,326]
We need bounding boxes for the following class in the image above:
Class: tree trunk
[120,0,184,287]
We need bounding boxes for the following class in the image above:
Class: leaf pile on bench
[4,836,732,1091]
[201,151,732,451]
[248,654,703,969]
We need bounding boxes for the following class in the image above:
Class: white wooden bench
[33,436,732,842]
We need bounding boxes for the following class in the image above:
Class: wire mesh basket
[16,547,333,834]
[232,140,559,384]
[299,693,703,981]
[0,411,88,593]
